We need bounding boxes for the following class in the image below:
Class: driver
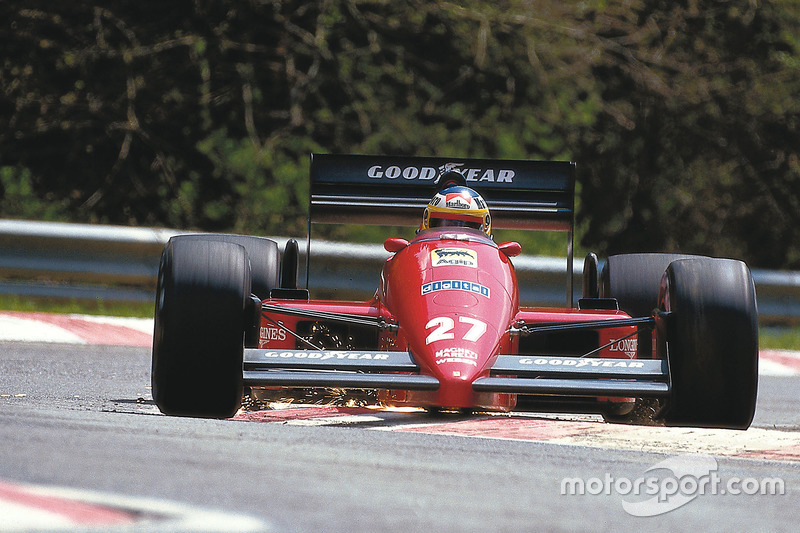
[419,184,492,237]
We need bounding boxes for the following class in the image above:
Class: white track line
[0,313,87,344]
[0,479,270,532]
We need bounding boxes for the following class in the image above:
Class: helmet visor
[429,216,483,231]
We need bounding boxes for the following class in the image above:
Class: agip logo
[431,248,478,268]
[421,280,490,298]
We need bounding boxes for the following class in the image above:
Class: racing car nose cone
[432,292,479,308]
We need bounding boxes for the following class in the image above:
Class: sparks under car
[151,154,759,429]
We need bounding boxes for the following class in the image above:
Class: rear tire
[173,234,278,299]
[660,258,758,429]
[601,253,697,317]
[151,238,251,418]
[600,253,697,362]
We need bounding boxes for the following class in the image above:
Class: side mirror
[384,238,409,253]
[498,241,522,257]
[582,252,599,299]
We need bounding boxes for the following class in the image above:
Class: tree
[1,1,798,267]
[573,1,800,267]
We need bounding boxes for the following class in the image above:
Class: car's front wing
[243,349,439,390]
[242,349,670,398]
[473,355,670,397]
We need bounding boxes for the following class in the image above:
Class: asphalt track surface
[1,314,800,531]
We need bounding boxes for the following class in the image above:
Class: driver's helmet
[420,185,491,236]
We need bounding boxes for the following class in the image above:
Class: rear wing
[309,153,575,231]
[307,153,577,305]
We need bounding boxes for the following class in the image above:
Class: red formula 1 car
[151,154,759,429]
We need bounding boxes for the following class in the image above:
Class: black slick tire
[601,253,698,318]
[151,237,251,418]
[660,257,759,429]
[172,234,278,299]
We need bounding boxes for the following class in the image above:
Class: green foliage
[0,1,798,265]
[574,1,800,267]
[0,166,68,219]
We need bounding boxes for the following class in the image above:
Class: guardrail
[0,219,798,324]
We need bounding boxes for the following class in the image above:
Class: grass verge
[0,295,154,318]
[759,326,800,351]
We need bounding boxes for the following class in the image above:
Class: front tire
[660,258,758,429]
[151,237,251,418]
